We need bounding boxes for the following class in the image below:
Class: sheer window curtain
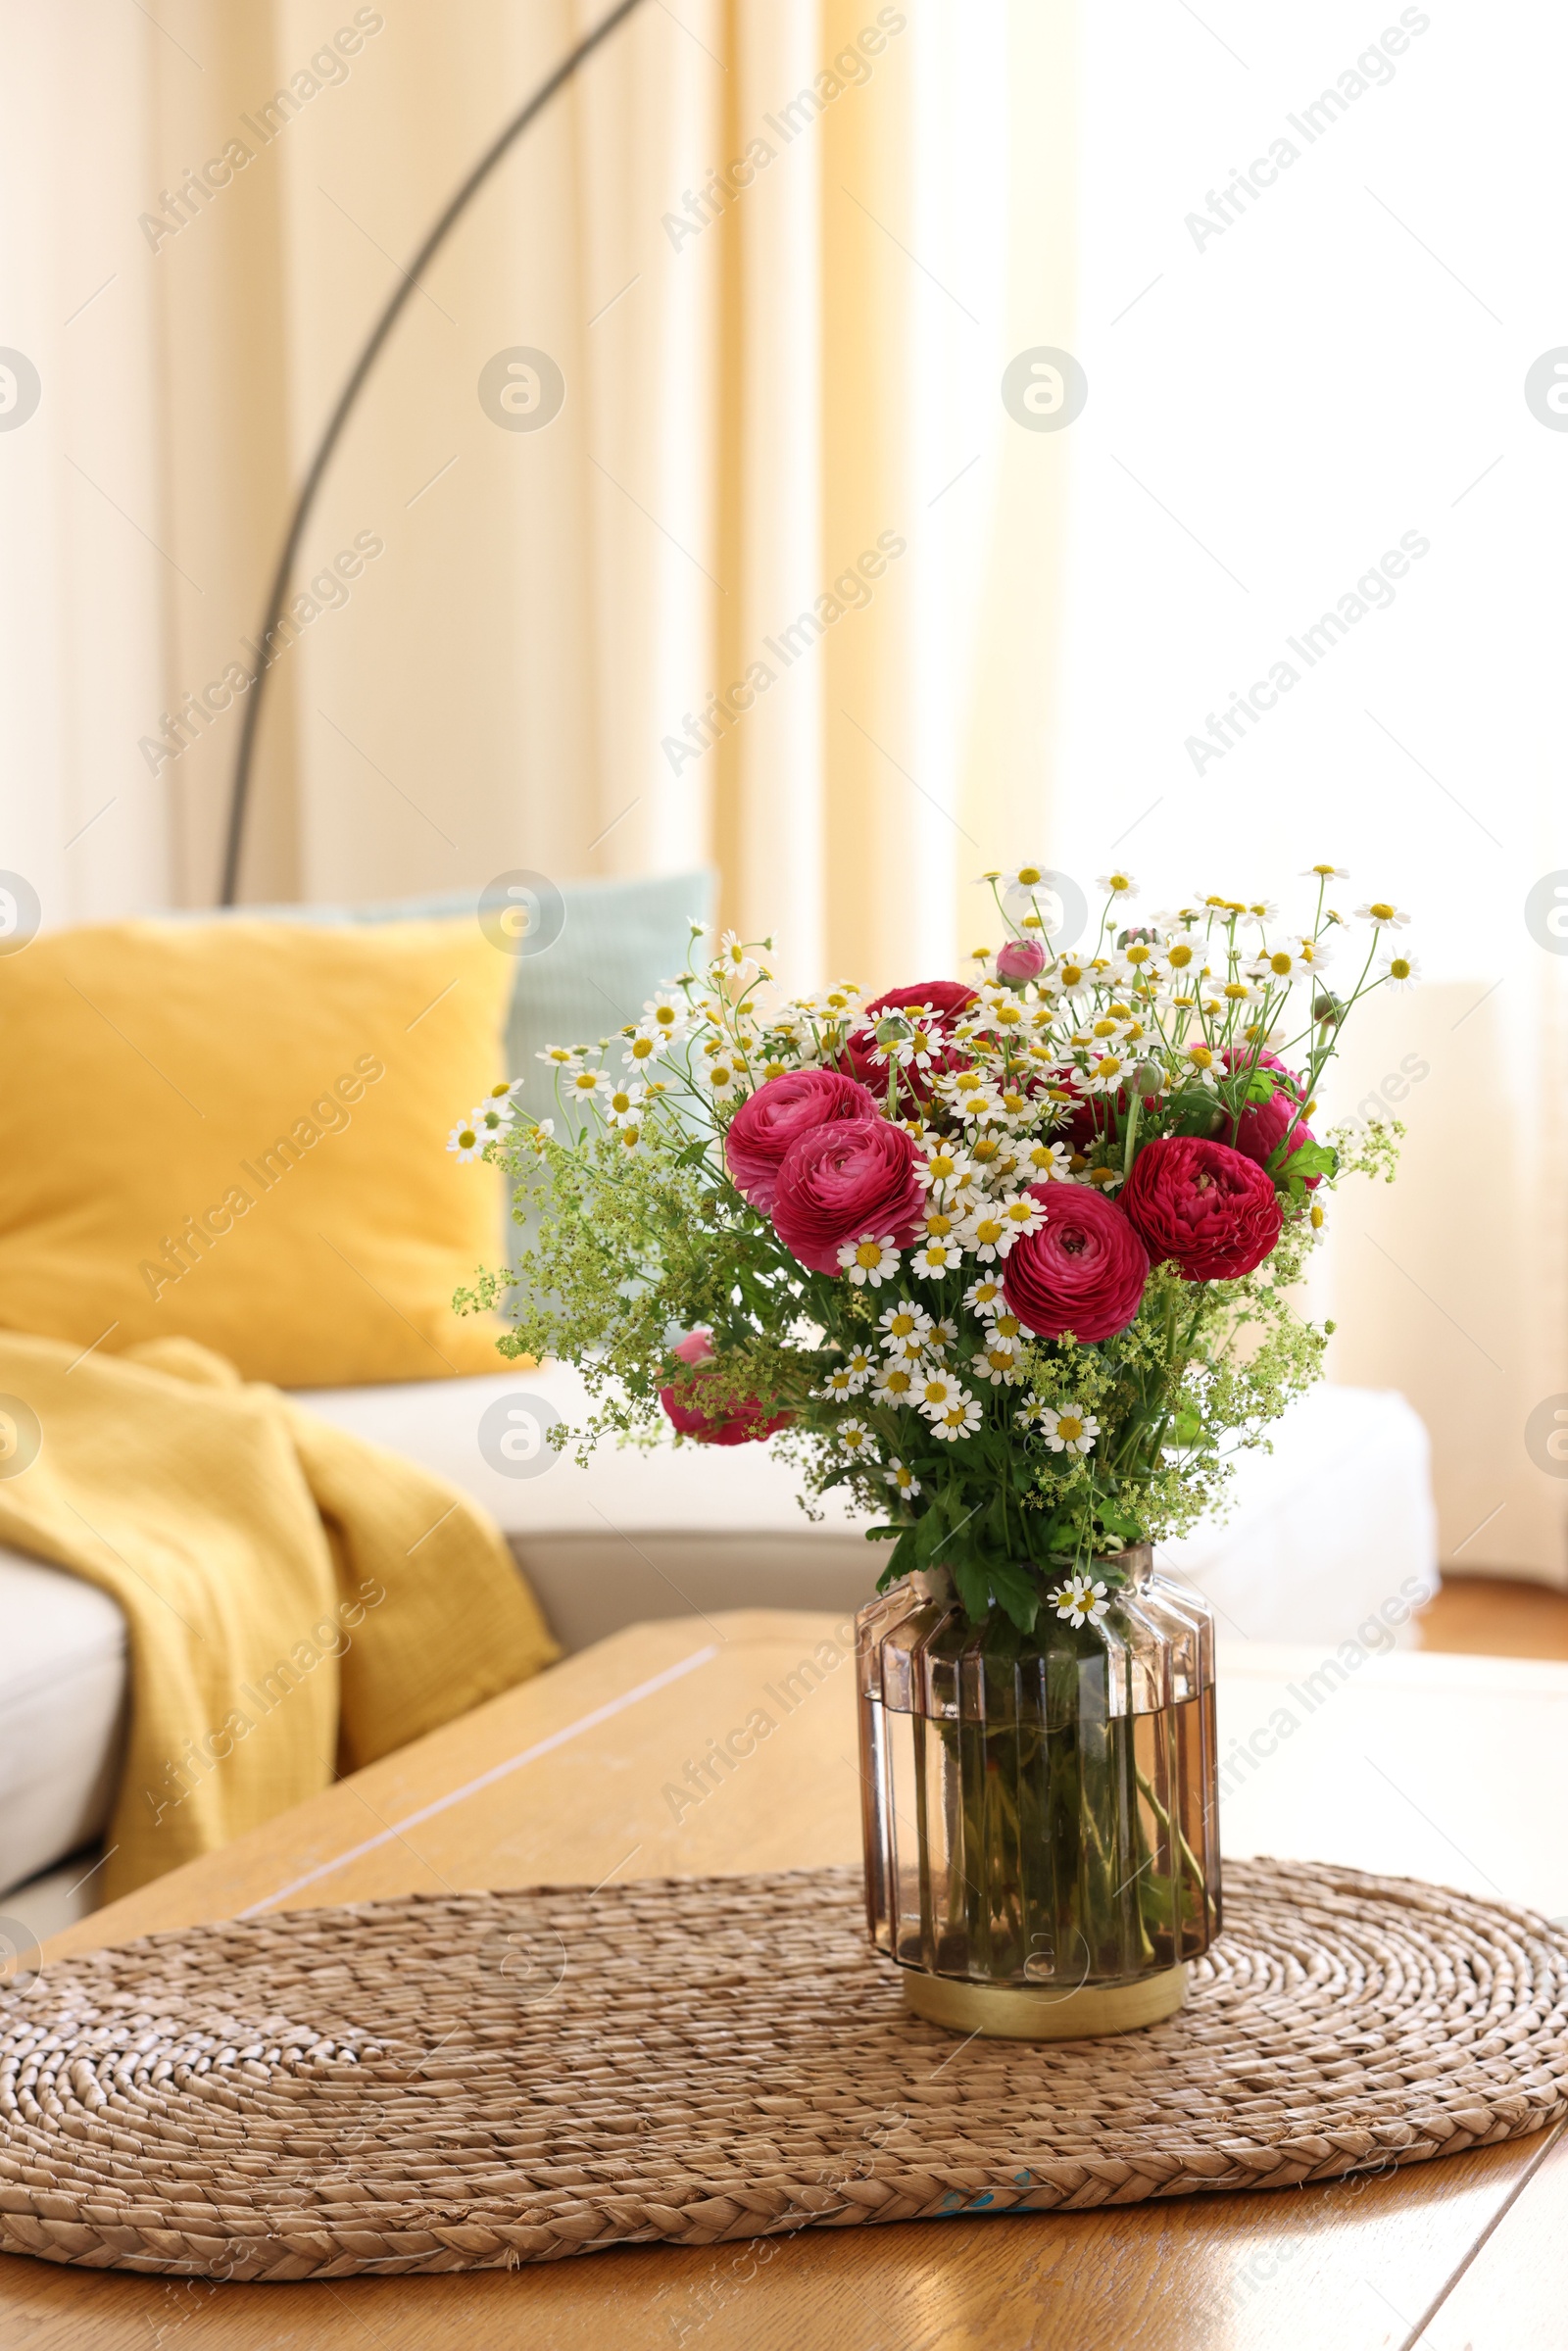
[1055,1,1568,1587]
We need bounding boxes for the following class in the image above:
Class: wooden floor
[1414,1573,1568,1660]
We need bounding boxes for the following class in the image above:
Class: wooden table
[9,1608,1568,2349]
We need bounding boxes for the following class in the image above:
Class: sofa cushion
[0,918,512,1385]
[0,1550,126,1896]
[298,1371,1439,1657]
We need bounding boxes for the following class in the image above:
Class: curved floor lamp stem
[220,0,650,906]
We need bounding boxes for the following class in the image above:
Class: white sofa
[0,1378,1437,1933]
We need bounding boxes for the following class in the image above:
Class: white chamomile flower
[1249,946,1313,984]
[1353,900,1411,930]
[836,1417,873,1457]
[616,1122,645,1153]
[999,860,1052,894]
[885,1457,922,1497]
[566,1066,612,1104]
[989,1310,1024,1345]
[1301,863,1349,880]
[538,1043,583,1070]
[447,1118,483,1162]
[963,1206,1012,1263]
[1021,1140,1072,1183]
[916,1143,974,1194]
[931,1396,983,1443]
[1050,1575,1109,1628]
[843,1345,878,1386]
[622,1028,664,1070]
[643,992,689,1036]
[999,1193,1046,1241]
[476,1081,516,1117]
[872,1009,939,1073]
[976,1341,1021,1387]
[1080,1053,1133,1096]
[963,1275,1005,1317]
[817,1366,859,1400]
[838,1235,901,1289]
[700,1057,740,1096]
[1381,951,1421,992]
[1096,869,1139,902]
[927,1317,958,1354]
[909,1238,963,1280]
[915,1367,964,1418]
[878,1301,933,1349]
[716,929,755,973]
[604,1081,645,1127]
[872,1363,918,1406]
[917,1204,963,1245]
[1037,1404,1099,1455]
[471,1100,511,1138]
[1242,899,1280,928]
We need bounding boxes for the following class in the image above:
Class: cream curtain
[0,0,1072,963]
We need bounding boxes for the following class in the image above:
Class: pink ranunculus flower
[723,1068,879,1212]
[996,938,1047,986]
[659,1329,792,1446]
[770,1117,924,1277]
[1220,1048,1320,1187]
[1121,1134,1283,1282]
[1002,1182,1150,1343]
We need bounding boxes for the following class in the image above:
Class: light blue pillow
[219,867,715,1113]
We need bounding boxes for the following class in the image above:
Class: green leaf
[987,1555,1041,1633]
[950,1554,991,1620]
[1282,1140,1338,1183]
[863,1524,906,1543]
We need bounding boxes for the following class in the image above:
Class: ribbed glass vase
[856,1545,1219,2037]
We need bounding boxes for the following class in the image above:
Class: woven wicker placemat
[1,1857,1564,2280]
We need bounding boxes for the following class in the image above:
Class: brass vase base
[902,1961,1188,2040]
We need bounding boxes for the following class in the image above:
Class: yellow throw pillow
[0,918,514,1386]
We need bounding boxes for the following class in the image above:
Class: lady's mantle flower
[1037,1404,1099,1455]
[1050,1576,1109,1627]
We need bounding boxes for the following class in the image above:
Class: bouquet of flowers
[455,864,1409,1633]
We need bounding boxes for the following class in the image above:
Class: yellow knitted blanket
[0,1335,559,1899]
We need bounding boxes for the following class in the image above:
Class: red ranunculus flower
[1220,1048,1320,1187]
[770,1116,924,1276]
[1121,1134,1283,1281]
[724,1068,878,1211]
[839,980,978,1103]
[659,1330,792,1445]
[1002,1183,1150,1342]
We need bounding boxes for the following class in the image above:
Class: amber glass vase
[856,1545,1219,2038]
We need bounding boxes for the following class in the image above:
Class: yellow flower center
[1268,952,1293,976]
[1017,865,1043,886]
[1390,957,1410,979]
[1106,872,1130,892]
[1057,1416,1082,1443]
[459,1130,476,1149]
[1167,943,1193,968]
[1368,901,1395,921]
[854,1242,882,1269]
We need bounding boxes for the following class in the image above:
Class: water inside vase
[858,1576,1221,1989]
